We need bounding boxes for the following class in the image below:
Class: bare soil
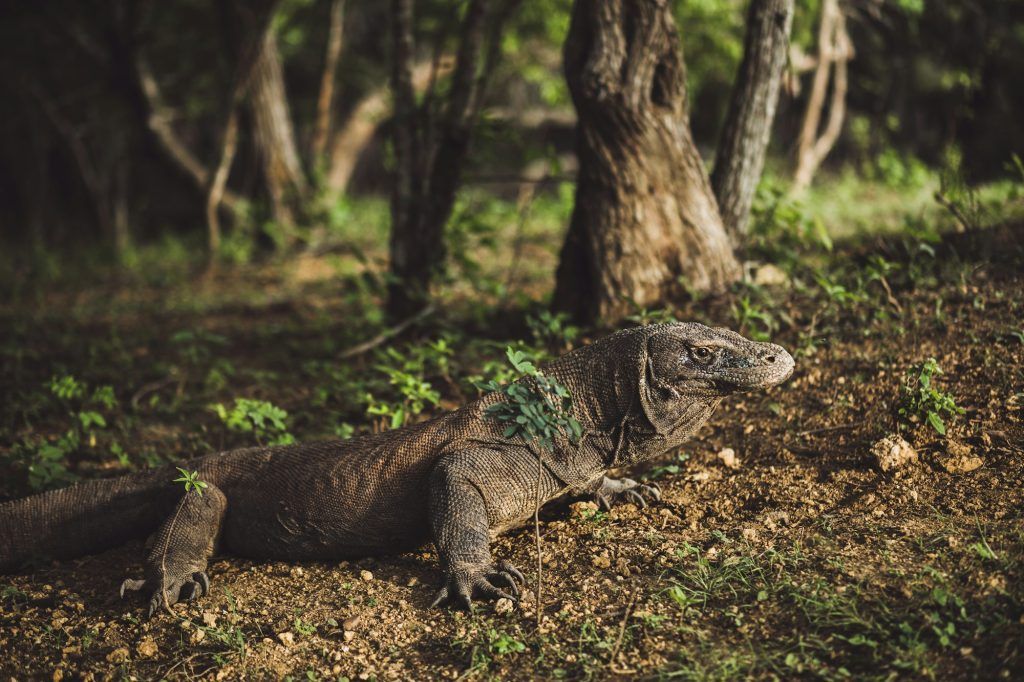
[1,227,1022,681]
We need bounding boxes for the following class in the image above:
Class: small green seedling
[898,358,964,435]
[174,468,208,496]
[479,347,582,451]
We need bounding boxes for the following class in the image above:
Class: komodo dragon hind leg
[589,476,661,511]
[120,484,226,618]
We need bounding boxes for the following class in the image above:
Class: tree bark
[250,26,307,227]
[311,0,346,165]
[553,0,741,325]
[793,0,852,191]
[325,58,449,196]
[711,0,794,241]
[387,0,518,317]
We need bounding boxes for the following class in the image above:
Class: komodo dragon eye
[690,346,715,363]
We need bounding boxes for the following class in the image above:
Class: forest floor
[1,214,1023,681]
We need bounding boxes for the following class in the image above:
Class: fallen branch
[338,305,435,360]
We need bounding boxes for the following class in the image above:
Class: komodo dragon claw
[119,571,211,618]
[593,477,661,511]
[430,560,526,610]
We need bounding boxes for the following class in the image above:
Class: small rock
[343,630,356,642]
[343,615,362,631]
[136,637,158,658]
[752,263,790,288]
[870,434,918,472]
[202,611,219,628]
[570,501,599,519]
[939,454,984,474]
[190,628,206,645]
[277,631,295,647]
[407,576,419,587]
[717,447,740,469]
[52,669,63,682]
[494,598,514,615]
[592,554,612,569]
[332,665,343,675]
[360,570,374,582]
[106,647,130,664]
[742,527,759,542]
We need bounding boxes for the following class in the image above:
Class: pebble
[343,631,356,642]
[494,598,514,615]
[717,447,740,469]
[870,434,918,472]
[136,637,158,658]
[360,570,374,582]
[277,631,295,647]
[105,647,130,664]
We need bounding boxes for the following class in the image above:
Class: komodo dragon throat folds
[0,323,793,614]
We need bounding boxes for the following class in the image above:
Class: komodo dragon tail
[0,467,180,572]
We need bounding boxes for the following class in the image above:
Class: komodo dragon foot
[430,560,526,610]
[590,476,661,511]
[120,571,211,618]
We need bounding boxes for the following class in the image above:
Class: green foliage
[749,182,832,272]
[361,340,451,430]
[936,147,984,231]
[173,467,208,496]
[212,398,295,446]
[898,358,965,435]
[478,347,581,451]
[526,310,578,350]
[12,375,121,491]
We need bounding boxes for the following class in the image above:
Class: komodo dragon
[0,323,793,614]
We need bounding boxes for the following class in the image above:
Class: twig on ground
[796,423,856,437]
[608,588,638,666]
[338,305,435,359]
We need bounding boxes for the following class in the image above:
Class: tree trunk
[711,0,794,241]
[387,0,517,317]
[554,0,741,325]
[250,26,307,227]
[793,0,851,192]
[311,0,345,166]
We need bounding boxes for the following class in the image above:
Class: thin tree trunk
[206,0,281,264]
[134,60,244,212]
[312,0,345,165]
[387,0,517,317]
[554,0,741,325]
[712,0,794,241]
[250,27,307,227]
[793,0,851,191]
[325,58,449,196]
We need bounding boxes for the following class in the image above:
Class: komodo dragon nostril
[765,355,776,364]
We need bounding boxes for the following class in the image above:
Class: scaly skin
[0,323,794,614]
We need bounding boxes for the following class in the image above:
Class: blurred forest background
[0,0,1022,292]
[2,1,1024,680]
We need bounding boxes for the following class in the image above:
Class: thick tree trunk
[554,0,741,325]
[712,0,794,241]
[250,27,307,227]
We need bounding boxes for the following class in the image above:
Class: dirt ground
[1,227,1023,681]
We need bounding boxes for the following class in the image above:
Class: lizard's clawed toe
[121,571,213,618]
[594,477,662,510]
[431,560,526,610]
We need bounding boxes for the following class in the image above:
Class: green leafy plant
[173,468,208,496]
[212,398,295,445]
[527,310,579,350]
[13,375,121,491]
[478,347,581,450]
[898,358,965,435]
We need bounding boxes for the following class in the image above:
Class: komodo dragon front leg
[120,485,227,616]
[428,447,565,609]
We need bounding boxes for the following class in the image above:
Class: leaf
[927,411,946,434]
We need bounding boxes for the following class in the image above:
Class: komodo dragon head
[629,323,794,438]
[644,322,794,399]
